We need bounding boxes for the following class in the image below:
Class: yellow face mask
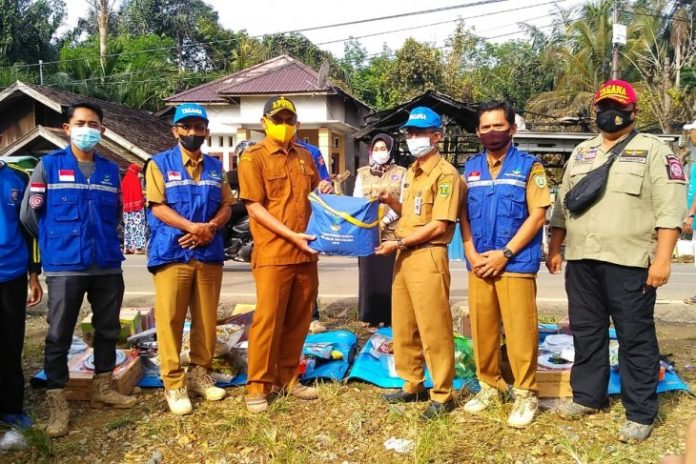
[264,117,297,144]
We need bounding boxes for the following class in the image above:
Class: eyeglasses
[175,123,208,134]
[267,114,298,126]
[403,129,436,139]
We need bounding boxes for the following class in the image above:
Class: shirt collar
[262,136,296,155]
[180,147,203,167]
[412,152,441,176]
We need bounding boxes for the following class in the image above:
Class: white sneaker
[464,382,499,414]
[164,387,193,415]
[507,388,538,428]
[187,365,226,401]
[309,320,327,334]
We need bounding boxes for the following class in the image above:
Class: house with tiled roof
[0,81,173,170]
[165,55,372,183]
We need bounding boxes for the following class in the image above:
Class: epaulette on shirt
[639,133,669,146]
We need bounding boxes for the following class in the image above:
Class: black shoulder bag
[564,130,638,214]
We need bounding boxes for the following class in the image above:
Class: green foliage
[0,0,65,65]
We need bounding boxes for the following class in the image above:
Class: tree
[0,0,65,65]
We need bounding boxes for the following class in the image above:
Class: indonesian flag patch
[167,171,182,181]
[468,171,481,182]
[30,182,46,193]
[58,169,75,182]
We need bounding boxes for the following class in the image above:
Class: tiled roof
[24,83,173,156]
[166,55,332,102]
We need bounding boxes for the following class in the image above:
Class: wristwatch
[502,247,515,259]
[397,239,406,250]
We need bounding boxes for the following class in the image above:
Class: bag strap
[308,192,380,229]
[605,130,639,166]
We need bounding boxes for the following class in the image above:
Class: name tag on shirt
[414,196,422,215]
[58,170,75,182]
[168,171,182,181]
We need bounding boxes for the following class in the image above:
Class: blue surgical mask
[71,127,102,151]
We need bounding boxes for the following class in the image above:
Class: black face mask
[179,135,205,152]
[596,109,634,133]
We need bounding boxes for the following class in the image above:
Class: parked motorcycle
[224,141,255,263]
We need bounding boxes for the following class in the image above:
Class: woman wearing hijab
[353,133,407,330]
[121,163,147,254]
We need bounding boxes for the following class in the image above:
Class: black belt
[404,243,446,251]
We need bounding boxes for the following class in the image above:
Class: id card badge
[414,195,422,216]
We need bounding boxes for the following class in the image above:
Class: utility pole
[39,60,43,85]
[611,0,626,80]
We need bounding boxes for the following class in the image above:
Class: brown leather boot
[44,389,70,438]
[90,372,137,409]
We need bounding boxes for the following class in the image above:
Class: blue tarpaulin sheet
[347,327,478,391]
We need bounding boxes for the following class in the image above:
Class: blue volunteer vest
[39,148,123,272]
[0,164,30,282]
[147,146,225,271]
[465,146,542,274]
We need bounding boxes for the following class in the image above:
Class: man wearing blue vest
[0,160,43,440]
[145,103,235,415]
[459,101,551,428]
[20,102,137,438]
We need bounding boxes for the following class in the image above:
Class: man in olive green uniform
[376,107,461,420]
[547,80,686,442]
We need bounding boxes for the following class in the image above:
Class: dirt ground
[3,305,696,464]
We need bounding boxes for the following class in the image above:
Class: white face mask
[406,136,433,158]
[371,150,391,165]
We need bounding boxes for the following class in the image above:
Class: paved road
[117,254,696,306]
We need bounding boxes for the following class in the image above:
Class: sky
[62,0,586,57]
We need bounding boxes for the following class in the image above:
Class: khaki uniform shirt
[356,164,406,241]
[146,149,236,207]
[550,133,687,268]
[238,138,320,268]
[397,154,461,245]
[463,154,552,277]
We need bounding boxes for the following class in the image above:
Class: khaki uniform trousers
[468,273,539,392]
[153,259,223,390]
[246,262,318,396]
[392,246,455,403]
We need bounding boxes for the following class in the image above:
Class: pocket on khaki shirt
[611,163,646,196]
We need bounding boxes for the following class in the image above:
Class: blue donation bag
[306,192,380,257]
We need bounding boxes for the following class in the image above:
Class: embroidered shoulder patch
[666,155,685,181]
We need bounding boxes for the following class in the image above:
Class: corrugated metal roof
[24,83,173,156]
[219,61,330,95]
[166,55,332,102]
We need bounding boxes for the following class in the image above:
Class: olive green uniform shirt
[550,133,687,268]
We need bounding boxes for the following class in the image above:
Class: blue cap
[400,106,441,130]
[173,103,208,124]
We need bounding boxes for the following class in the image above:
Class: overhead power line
[2,0,517,70]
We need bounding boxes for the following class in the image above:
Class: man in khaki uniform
[459,100,551,428]
[547,80,686,442]
[146,103,235,415]
[239,96,333,414]
[376,106,461,420]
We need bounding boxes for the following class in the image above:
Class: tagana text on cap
[173,103,209,124]
[594,80,637,105]
[264,96,297,117]
[400,106,442,130]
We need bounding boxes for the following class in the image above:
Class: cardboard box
[122,307,155,330]
[81,309,148,346]
[536,368,572,398]
[64,349,142,401]
[500,345,573,398]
